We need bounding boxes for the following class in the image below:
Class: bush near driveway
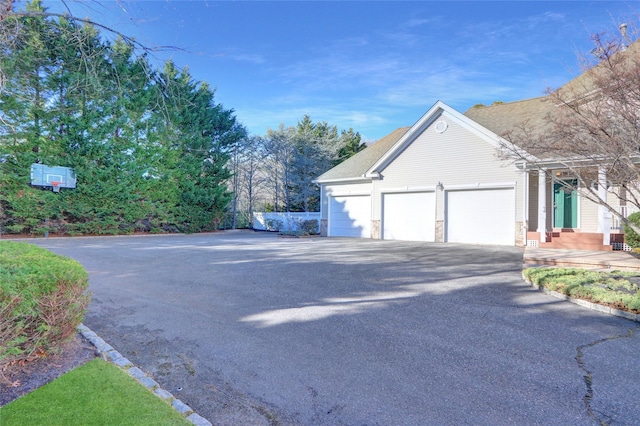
[524,268,640,313]
[0,241,90,368]
[623,211,640,248]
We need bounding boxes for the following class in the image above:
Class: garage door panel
[446,188,515,245]
[329,195,371,238]
[383,192,435,242]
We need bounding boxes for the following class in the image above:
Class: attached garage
[382,192,436,242]
[445,188,515,245]
[316,102,525,247]
[329,195,371,237]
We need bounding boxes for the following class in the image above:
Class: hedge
[0,241,90,367]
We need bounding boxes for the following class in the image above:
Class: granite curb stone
[154,388,174,400]
[172,398,195,415]
[77,323,211,426]
[187,413,212,426]
[105,350,133,368]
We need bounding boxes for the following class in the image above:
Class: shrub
[300,219,319,235]
[524,267,640,313]
[265,218,282,232]
[0,242,90,368]
[623,211,640,248]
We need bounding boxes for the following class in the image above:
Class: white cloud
[231,53,266,65]
[405,18,434,28]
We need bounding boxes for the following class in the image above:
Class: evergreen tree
[0,0,59,233]
[335,128,365,166]
[158,61,243,232]
[264,124,296,212]
[259,117,365,213]
[288,116,339,211]
[0,3,244,235]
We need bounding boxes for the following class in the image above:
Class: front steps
[527,230,617,251]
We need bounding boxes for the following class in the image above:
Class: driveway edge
[76,324,211,426]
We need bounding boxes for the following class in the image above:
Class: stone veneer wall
[515,221,524,246]
[435,221,444,242]
[371,220,380,239]
[320,219,328,237]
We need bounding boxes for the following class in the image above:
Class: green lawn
[524,267,640,313]
[0,358,191,426]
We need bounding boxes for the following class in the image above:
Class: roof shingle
[315,127,411,182]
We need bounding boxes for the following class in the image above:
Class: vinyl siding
[527,173,632,233]
[371,112,524,224]
[580,197,599,232]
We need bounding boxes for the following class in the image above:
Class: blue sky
[43,1,639,141]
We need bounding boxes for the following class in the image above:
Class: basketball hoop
[51,181,62,193]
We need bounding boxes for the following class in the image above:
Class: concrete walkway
[524,247,640,271]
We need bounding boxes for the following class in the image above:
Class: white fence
[252,212,321,232]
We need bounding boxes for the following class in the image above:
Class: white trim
[365,101,522,178]
[380,186,438,194]
[320,184,326,221]
[537,169,547,239]
[523,168,529,246]
[327,190,371,197]
[551,175,581,230]
[314,176,371,184]
[443,182,516,191]
[520,154,640,171]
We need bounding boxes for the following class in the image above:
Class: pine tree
[158,62,242,232]
[335,128,365,166]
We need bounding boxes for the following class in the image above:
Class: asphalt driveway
[31,232,640,425]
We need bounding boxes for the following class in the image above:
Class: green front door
[554,180,578,228]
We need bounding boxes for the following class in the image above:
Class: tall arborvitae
[0,0,58,233]
[0,3,243,235]
[157,61,242,232]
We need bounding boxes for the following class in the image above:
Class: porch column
[537,169,547,242]
[598,166,611,245]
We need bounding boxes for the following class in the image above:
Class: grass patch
[0,358,190,425]
[524,268,640,313]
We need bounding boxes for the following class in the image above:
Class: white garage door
[446,188,515,245]
[329,195,371,238]
[383,192,436,242]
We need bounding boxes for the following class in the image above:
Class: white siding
[371,111,524,245]
[577,186,598,232]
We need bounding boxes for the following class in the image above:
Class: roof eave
[313,176,372,185]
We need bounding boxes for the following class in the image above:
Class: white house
[316,99,629,250]
[315,101,527,247]
[315,39,640,251]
